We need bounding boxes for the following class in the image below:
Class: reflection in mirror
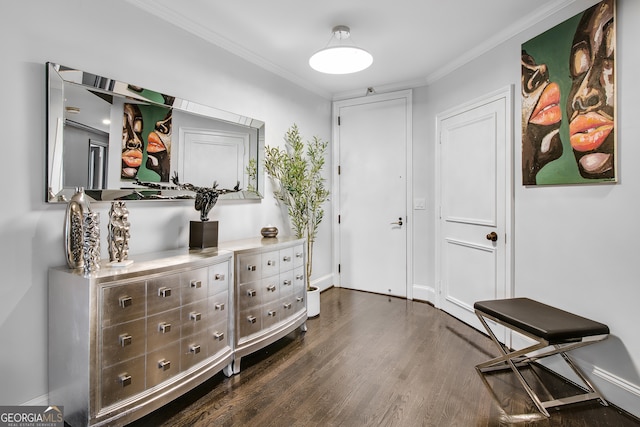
[46,62,264,203]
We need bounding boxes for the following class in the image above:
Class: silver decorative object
[261,225,278,238]
[64,187,91,269]
[108,201,131,263]
[82,211,101,274]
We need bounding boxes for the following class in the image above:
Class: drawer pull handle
[213,331,225,341]
[283,280,291,286]
[296,296,304,303]
[119,296,133,308]
[267,260,276,266]
[247,289,257,297]
[215,303,225,311]
[159,322,171,333]
[268,310,277,317]
[296,274,304,280]
[282,256,292,262]
[247,265,257,271]
[158,287,172,298]
[190,312,202,322]
[190,344,201,354]
[296,252,303,258]
[267,285,276,292]
[247,315,257,324]
[119,334,132,347]
[119,373,132,387]
[158,359,171,371]
[283,303,292,309]
[190,280,202,289]
[214,273,225,280]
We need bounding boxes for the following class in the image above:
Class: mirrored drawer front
[208,320,229,358]
[262,277,280,305]
[238,281,262,311]
[181,267,209,305]
[181,299,210,338]
[147,273,181,316]
[101,281,146,327]
[147,308,181,350]
[101,355,145,408]
[146,341,181,388]
[238,253,261,283]
[292,266,305,292]
[261,251,279,277]
[102,318,145,368]
[279,270,294,296]
[208,261,230,296]
[279,247,294,272]
[207,292,229,324]
[289,289,306,314]
[262,300,282,330]
[238,308,262,339]
[279,297,297,318]
[293,245,305,268]
[181,330,209,371]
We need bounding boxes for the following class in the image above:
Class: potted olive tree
[264,124,329,317]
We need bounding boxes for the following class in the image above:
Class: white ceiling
[125,0,576,99]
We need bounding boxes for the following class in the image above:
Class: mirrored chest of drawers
[48,248,233,427]
[220,237,307,373]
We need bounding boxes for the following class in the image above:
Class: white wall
[0,0,331,405]
[413,0,640,416]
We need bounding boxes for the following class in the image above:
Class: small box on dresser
[48,248,234,427]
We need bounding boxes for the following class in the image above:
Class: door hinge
[338,116,341,126]
[338,214,341,224]
[338,165,341,175]
[338,264,341,273]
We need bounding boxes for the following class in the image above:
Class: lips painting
[529,83,561,127]
[568,112,614,152]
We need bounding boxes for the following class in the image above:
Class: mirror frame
[46,62,264,203]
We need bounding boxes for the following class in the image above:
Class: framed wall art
[521,0,616,185]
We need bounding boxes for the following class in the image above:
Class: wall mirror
[46,62,264,203]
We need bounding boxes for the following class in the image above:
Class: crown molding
[425,0,577,84]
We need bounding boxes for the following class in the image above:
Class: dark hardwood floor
[129,288,639,427]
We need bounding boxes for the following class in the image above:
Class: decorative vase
[82,211,101,274]
[64,187,91,269]
[108,201,131,263]
[307,285,320,317]
[260,225,278,238]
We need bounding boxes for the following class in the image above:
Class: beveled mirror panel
[46,62,264,203]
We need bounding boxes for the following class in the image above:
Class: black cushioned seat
[473,297,609,417]
[474,298,609,344]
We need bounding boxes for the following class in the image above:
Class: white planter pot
[307,286,320,317]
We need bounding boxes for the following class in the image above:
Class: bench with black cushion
[474,297,609,417]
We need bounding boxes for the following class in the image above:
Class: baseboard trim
[311,273,333,292]
[593,366,640,398]
[412,284,435,303]
[22,393,49,406]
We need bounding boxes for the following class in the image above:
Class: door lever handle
[390,217,403,226]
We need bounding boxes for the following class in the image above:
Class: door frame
[332,90,414,299]
[435,85,514,312]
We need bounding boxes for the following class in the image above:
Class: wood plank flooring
[129,288,639,427]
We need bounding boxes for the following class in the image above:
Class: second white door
[436,87,512,332]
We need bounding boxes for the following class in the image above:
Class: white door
[436,87,512,332]
[333,90,412,298]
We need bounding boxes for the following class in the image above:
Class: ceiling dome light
[309,25,373,74]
